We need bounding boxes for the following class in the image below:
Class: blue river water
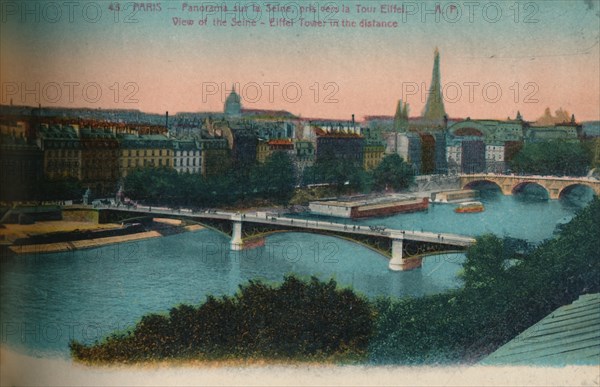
[0,191,592,357]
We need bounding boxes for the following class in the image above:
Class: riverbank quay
[0,213,203,256]
[0,348,595,387]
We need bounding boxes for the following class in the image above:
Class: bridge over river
[100,206,476,271]
[460,174,600,199]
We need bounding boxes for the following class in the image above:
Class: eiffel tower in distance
[422,47,446,126]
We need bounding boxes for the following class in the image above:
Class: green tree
[260,151,297,204]
[36,178,83,201]
[370,154,414,192]
[312,149,368,194]
[510,141,590,176]
[124,167,181,205]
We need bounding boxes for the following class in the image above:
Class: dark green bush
[70,275,375,363]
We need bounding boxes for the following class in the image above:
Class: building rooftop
[481,293,600,366]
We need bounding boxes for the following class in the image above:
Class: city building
[199,138,231,177]
[446,139,462,175]
[384,132,422,174]
[0,135,43,200]
[362,128,386,170]
[79,127,120,193]
[461,139,486,174]
[315,131,365,167]
[205,119,257,168]
[0,120,29,138]
[302,119,363,143]
[254,120,296,140]
[256,138,295,164]
[294,140,315,176]
[485,143,505,173]
[118,133,172,178]
[256,139,271,164]
[37,124,82,181]
[172,139,201,174]
[525,122,581,143]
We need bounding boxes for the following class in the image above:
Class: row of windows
[177,167,201,173]
[45,167,79,173]
[46,161,80,168]
[123,159,172,167]
[46,150,122,158]
[46,150,80,158]
[175,151,200,156]
[123,149,172,157]
[174,159,197,167]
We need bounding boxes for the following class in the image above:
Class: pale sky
[1,0,599,121]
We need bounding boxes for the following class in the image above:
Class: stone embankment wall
[410,175,461,193]
[62,208,100,223]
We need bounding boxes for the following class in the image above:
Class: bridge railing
[99,206,476,247]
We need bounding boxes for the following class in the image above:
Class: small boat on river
[455,201,485,213]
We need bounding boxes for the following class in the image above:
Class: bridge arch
[246,229,391,260]
[558,183,598,199]
[246,229,468,262]
[512,181,549,199]
[462,179,503,193]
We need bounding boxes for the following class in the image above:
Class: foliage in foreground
[70,276,375,363]
[369,197,600,364]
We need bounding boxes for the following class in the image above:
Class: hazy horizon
[2,0,599,121]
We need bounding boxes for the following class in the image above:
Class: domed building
[224,86,241,118]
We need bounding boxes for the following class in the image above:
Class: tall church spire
[423,47,446,123]
[394,100,409,132]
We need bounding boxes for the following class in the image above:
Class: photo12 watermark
[1,82,140,106]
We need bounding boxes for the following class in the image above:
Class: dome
[226,89,240,104]
[224,86,241,117]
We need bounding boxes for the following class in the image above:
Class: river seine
[0,189,593,356]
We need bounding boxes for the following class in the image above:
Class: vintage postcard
[1,0,599,386]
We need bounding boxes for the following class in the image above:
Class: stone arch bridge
[101,207,475,271]
[460,174,600,199]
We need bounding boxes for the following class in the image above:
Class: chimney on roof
[352,114,355,126]
[166,111,169,129]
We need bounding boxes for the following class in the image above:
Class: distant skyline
[1,0,599,121]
